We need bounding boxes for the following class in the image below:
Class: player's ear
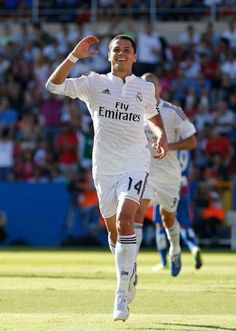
[108,52,111,62]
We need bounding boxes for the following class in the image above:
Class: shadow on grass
[125,323,236,331]
[0,274,104,279]
[161,323,236,330]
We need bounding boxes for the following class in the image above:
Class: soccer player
[152,149,202,272]
[134,72,197,278]
[45,35,168,321]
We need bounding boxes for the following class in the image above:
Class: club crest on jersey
[136,92,143,102]
[102,88,111,95]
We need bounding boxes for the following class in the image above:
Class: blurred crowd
[1,1,236,23]
[0,18,236,189]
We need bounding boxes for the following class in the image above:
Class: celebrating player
[45,35,168,321]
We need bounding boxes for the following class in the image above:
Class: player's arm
[147,114,168,159]
[46,35,99,85]
[168,134,197,151]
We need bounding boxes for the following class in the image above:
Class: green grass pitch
[0,248,236,331]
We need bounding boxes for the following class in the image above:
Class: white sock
[108,237,116,255]
[165,220,181,256]
[115,234,137,294]
[134,223,143,254]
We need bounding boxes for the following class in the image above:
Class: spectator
[199,190,225,242]
[221,19,236,50]
[179,24,200,50]
[204,127,234,172]
[54,121,78,176]
[220,50,236,80]
[0,97,18,136]
[135,23,162,75]
[0,128,14,181]
[211,100,235,139]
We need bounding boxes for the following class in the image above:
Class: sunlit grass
[0,248,235,330]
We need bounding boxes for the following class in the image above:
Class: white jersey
[145,99,196,184]
[46,72,158,175]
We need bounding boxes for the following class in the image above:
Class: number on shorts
[171,197,178,208]
[128,177,143,195]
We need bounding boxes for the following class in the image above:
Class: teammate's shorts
[143,177,181,213]
[93,171,149,218]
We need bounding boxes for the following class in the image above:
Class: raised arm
[47,35,99,85]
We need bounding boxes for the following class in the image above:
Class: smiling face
[108,37,137,76]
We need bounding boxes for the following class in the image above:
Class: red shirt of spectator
[55,122,78,165]
[205,129,232,159]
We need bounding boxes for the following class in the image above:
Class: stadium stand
[0,1,236,247]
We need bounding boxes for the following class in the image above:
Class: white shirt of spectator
[46,72,158,175]
[0,140,14,167]
[222,25,236,49]
[144,99,196,184]
[137,31,161,64]
[220,56,236,79]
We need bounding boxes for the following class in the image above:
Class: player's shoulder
[160,99,187,120]
[135,76,155,91]
[81,71,111,84]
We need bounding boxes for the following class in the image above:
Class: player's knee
[116,216,133,235]
[108,231,117,244]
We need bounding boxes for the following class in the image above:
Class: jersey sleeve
[172,105,197,138]
[46,72,94,102]
[179,120,197,139]
[144,83,159,120]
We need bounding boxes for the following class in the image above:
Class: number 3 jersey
[46,72,159,176]
[144,99,196,184]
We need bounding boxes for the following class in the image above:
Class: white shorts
[93,171,149,218]
[143,177,181,213]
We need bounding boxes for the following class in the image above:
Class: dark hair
[109,34,136,53]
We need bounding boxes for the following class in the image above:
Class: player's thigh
[116,171,149,221]
[117,171,149,205]
[93,174,117,219]
[154,182,180,213]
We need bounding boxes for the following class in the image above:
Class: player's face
[108,39,137,72]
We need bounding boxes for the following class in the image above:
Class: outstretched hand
[71,35,99,59]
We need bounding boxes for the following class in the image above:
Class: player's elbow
[45,79,50,91]
[45,79,61,95]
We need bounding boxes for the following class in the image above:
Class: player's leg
[133,198,151,288]
[134,198,151,254]
[177,195,203,269]
[104,214,117,253]
[111,197,137,321]
[112,171,148,321]
[93,174,129,320]
[160,206,181,277]
[152,204,169,271]
[154,183,181,276]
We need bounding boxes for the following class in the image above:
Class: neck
[111,69,132,82]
